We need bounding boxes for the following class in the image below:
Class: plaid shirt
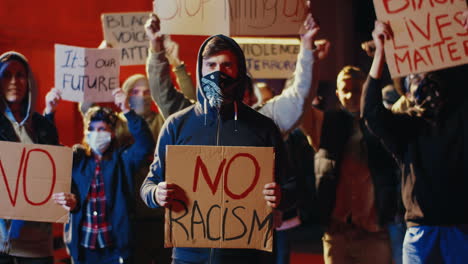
[80,158,113,249]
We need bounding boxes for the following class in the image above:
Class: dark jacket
[140,35,288,263]
[0,51,60,258]
[315,109,399,227]
[362,72,468,227]
[64,110,155,261]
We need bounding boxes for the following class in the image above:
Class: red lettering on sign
[192,153,261,200]
[23,149,56,206]
[224,153,260,200]
[435,14,454,42]
[193,156,226,194]
[0,147,56,207]
[383,0,410,14]
[454,11,468,37]
[394,50,412,73]
[0,148,26,206]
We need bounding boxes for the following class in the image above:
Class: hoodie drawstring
[204,100,207,126]
[234,101,238,132]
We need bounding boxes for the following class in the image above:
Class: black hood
[196,34,249,106]
[0,51,37,125]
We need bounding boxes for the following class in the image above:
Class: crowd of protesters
[1,4,467,264]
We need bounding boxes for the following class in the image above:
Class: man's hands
[164,36,182,66]
[145,14,164,52]
[44,88,62,114]
[53,192,77,211]
[112,88,130,114]
[263,182,281,209]
[155,182,176,207]
[314,39,331,61]
[372,21,393,56]
[301,14,320,50]
[463,9,468,31]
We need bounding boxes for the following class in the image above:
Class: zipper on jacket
[216,111,221,146]
[209,248,214,264]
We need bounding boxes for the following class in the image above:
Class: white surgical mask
[86,131,112,156]
[129,95,152,116]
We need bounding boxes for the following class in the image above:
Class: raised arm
[165,36,197,101]
[361,21,415,159]
[145,14,193,119]
[113,88,155,170]
[258,13,329,136]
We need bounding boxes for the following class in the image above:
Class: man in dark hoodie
[0,52,60,264]
[362,20,468,263]
[140,32,289,263]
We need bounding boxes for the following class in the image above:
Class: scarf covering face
[201,71,238,109]
[405,73,446,119]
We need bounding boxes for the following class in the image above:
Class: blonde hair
[122,74,148,95]
[336,65,366,90]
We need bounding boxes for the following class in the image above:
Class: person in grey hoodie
[0,52,60,264]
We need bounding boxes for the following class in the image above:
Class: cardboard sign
[373,0,468,78]
[0,141,72,223]
[101,12,151,66]
[55,44,120,102]
[165,145,274,252]
[153,0,308,36]
[235,37,300,79]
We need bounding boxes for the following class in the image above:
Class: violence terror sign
[153,0,308,36]
[165,145,275,252]
[373,0,468,78]
[55,44,120,102]
[234,37,300,79]
[0,141,72,223]
[101,12,151,66]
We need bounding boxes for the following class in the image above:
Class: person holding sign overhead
[140,28,294,263]
[143,12,326,136]
[362,20,468,264]
[0,52,63,264]
[47,88,155,264]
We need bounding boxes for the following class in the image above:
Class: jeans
[388,221,406,264]
[403,225,468,264]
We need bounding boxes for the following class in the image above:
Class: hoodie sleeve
[140,116,175,208]
[173,63,197,102]
[121,110,156,172]
[361,76,416,160]
[258,47,316,136]
[268,122,295,211]
[146,50,194,119]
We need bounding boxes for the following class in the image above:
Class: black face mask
[406,73,446,119]
[201,71,238,109]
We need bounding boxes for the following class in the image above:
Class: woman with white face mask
[47,88,155,264]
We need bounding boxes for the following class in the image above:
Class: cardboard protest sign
[153,0,308,36]
[373,0,468,78]
[55,44,120,103]
[0,141,72,223]
[235,37,300,79]
[165,145,275,252]
[101,12,151,66]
